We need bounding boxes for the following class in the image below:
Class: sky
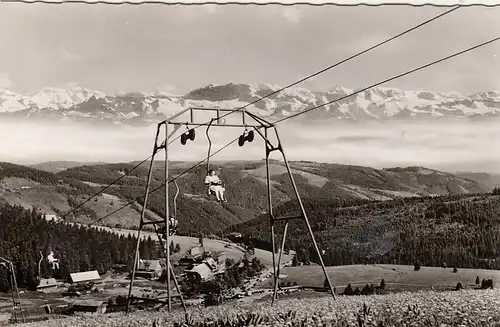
[0,4,500,173]
[0,4,499,95]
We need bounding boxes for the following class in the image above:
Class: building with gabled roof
[185,262,213,281]
[72,300,107,315]
[37,278,58,293]
[138,259,163,272]
[70,270,101,284]
[190,246,205,259]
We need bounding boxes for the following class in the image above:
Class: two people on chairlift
[204,169,228,203]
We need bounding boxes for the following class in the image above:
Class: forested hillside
[0,203,157,292]
[229,193,500,270]
[56,160,490,226]
[0,160,493,237]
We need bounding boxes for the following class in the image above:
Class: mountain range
[2,159,500,273]
[1,84,500,126]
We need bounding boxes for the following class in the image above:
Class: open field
[259,264,500,293]
[5,262,495,326]
[15,288,500,327]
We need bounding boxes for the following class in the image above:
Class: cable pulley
[238,127,254,147]
[180,125,196,145]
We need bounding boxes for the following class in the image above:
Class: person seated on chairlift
[169,216,178,230]
[47,251,59,271]
[204,169,227,202]
[169,216,178,235]
[160,216,178,237]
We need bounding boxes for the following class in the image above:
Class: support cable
[165,5,460,141]
[60,156,152,220]
[85,34,500,229]
[273,35,500,124]
[87,135,241,226]
[60,6,458,220]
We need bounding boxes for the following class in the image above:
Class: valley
[2,3,500,326]
[0,159,493,234]
[1,159,500,326]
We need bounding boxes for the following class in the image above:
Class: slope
[57,160,487,223]
[455,171,500,191]
[30,161,107,173]
[0,162,143,228]
[0,160,489,237]
[229,192,500,270]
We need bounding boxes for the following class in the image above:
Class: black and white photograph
[0,0,500,325]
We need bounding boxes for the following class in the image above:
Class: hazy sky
[1,119,500,173]
[0,4,499,95]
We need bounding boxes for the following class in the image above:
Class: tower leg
[269,126,336,303]
[272,222,289,304]
[11,263,24,323]
[264,127,279,303]
[164,123,172,312]
[1,260,24,323]
[153,223,187,315]
[126,124,162,315]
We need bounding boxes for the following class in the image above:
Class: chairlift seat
[206,182,225,198]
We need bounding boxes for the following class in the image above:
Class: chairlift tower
[0,257,25,323]
[126,107,335,315]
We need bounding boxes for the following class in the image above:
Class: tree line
[230,192,500,270]
[0,203,157,292]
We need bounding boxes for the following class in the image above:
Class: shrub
[380,278,386,290]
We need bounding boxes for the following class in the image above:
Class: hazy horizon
[2,119,499,174]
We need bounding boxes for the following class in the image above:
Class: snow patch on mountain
[1,83,499,126]
[0,87,105,112]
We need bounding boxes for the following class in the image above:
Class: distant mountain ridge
[0,160,494,235]
[1,83,499,126]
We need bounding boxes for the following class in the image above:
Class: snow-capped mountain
[0,87,106,112]
[1,84,499,125]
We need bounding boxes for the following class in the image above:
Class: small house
[211,252,227,273]
[134,259,165,280]
[70,270,101,284]
[190,246,205,259]
[44,214,59,222]
[138,259,163,273]
[37,278,58,293]
[184,263,214,281]
[135,271,158,280]
[72,300,107,315]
